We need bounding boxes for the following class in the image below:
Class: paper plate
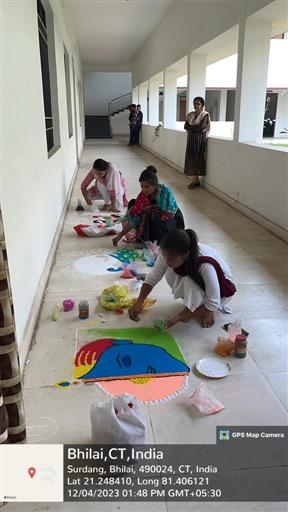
[195,358,231,379]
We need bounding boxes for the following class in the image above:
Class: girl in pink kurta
[81,159,128,212]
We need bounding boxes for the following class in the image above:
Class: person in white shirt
[128,229,236,328]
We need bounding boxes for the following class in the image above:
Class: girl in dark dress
[184,96,211,189]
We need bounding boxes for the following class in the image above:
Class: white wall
[141,125,288,238]
[142,125,187,169]
[132,0,272,86]
[205,139,288,232]
[84,72,132,115]
[110,111,130,136]
[2,1,83,355]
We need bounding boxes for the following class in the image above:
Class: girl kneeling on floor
[128,228,236,328]
[81,158,128,212]
[112,166,184,246]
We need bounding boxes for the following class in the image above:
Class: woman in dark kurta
[184,96,211,189]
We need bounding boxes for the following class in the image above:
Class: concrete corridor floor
[6,138,288,512]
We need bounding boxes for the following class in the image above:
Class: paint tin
[234,334,247,358]
[78,300,89,319]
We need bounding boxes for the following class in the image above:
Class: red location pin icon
[28,467,36,479]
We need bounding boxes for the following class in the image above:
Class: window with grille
[64,48,73,138]
[37,0,60,154]
[78,80,83,128]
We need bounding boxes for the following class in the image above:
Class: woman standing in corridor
[184,96,211,189]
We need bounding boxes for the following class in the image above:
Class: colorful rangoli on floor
[74,327,190,382]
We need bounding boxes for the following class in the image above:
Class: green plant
[152,122,163,142]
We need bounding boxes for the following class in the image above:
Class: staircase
[84,92,132,138]
[85,116,112,138]
[108,92,132,116]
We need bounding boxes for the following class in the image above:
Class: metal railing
[108,92,132,115]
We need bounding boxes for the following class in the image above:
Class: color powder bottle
[78,300,89,319]
[234,334,247,358]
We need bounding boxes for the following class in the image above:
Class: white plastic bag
[90,393,146,444]
[189,383,225,415]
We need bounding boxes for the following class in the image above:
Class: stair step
[85,115,112,139]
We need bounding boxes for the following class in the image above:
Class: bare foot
[100,205,110,211]
[108,206,121,213]
[200,310,214,328]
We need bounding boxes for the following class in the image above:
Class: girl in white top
[129,229,236,328]
[81,158,128,212]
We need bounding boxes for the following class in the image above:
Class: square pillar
[187,53,207,112]
[234,18,272,142]
[148,80,160,126]
[139,82,148,123]
[219,89,228,121]
[132,87,139,105]
[163,69,178,129]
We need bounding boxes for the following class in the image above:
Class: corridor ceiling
[63,0,174,71]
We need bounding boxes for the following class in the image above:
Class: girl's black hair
[127,198,136,210]
[193,96,205,107]
[93,158,109,171]
[139,165,158,186]
[160,229,205,291]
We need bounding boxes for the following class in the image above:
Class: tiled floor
[7,138,288,512]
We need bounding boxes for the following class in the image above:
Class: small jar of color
[78,300,89,319]
[234,334,247,358]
